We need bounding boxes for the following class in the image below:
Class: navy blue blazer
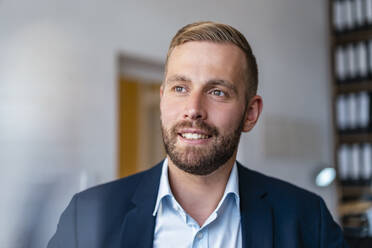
[48,161,348,248]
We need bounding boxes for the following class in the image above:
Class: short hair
[165,21,258,100]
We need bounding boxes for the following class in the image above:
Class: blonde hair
[166,21,258,99]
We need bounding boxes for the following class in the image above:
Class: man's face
[160,41,251,175]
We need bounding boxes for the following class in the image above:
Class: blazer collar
[119,161,274,248]
[238,162,274,248]
[119,161,163,248]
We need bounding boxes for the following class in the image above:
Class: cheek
[210,107,245,132]
[160,99,182,126]
[211,115,232,130]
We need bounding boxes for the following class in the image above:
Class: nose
[183,91,207,120]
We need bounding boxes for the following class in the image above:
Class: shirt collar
[152,158,173,216]
[152,158,240,216]
[220,160,240,210]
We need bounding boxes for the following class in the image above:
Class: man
[48,21,348,248]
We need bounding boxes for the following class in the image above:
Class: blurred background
[0,0,364,247]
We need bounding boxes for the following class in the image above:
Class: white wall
[0,0,333,247]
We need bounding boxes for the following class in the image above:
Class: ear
[242,95,263,132]
[160,84,164,98]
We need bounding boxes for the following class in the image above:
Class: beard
[161,116,245,176]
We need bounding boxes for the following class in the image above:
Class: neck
[167,154,236,226]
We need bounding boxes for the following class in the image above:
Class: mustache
[171,120,219,136]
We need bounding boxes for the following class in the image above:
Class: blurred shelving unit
[330,0,372,245]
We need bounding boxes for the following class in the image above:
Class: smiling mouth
[178,132,212,140]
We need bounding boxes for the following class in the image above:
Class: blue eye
[211,89,225,97]
[174,86,186,93]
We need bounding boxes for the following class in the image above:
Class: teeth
[181,133,209,140]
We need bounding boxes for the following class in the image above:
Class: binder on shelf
[347,44,353,82]
[367,0,372,27]
[336,92,371,133]
[335,41,369,83]
[335,46,347,83]
[361,143,372,184]
[345,0,355,31]
[332,0,370,34]
[335,46,348,84]
[338,144,350,182]
[337,94,348,131]
[338,142,372,185]
[348,93,358,131]
[351,143,361,180]
[333,0,346,34]
[358,91,370,132]
[354,0,365,29]
[356,41,368,80]
[368,40,372,79]
[346,43,357,81]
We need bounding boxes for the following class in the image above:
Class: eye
[174,86,187,93]
[210,89,226,97]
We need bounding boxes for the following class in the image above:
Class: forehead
[166,41,247,86]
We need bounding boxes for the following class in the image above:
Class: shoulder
[237,163,322,213]
[238,163,340,241]
[238,163,347,246]
[75,162,163,205]
[48,162,163,247]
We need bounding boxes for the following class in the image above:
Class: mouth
[177,129,213,143]
[179,132,211,140]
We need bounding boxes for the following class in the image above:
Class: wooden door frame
[117,54,164,178]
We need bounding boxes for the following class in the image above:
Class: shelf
[333,29,372,45]
[336,82,372,94]
[341,185,372,195]
[338,134,372,143]
[340,186,372,203]
[338,200,372,216]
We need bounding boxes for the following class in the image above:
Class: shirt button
[197,232,203,239]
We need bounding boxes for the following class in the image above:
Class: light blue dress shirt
[152,159,242,248]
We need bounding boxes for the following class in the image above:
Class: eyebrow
[165,75,191,84]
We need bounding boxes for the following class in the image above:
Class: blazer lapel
[238,163,274,248]
[119,163,163,248]
[118,161,274,248]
